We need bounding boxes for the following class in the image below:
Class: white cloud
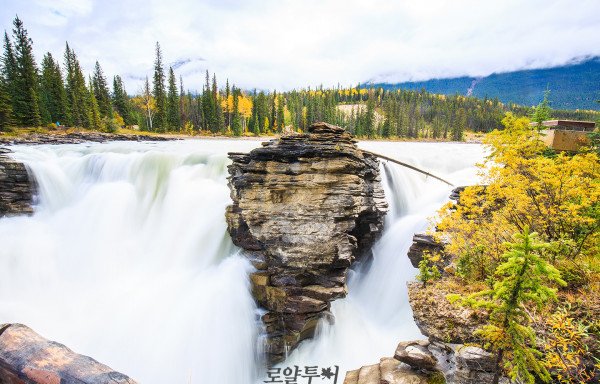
[1,0,599,93]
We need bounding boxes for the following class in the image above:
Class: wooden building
[531,120,596,151]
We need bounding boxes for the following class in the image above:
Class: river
[0,139,484,383]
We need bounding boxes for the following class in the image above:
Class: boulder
[226,122,387,363]
[394,340,437,371]
[406,234,445,268]
[0,323,137,384]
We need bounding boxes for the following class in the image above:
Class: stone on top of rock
[394,340,437,371]
[226,122,387,363]
[307,122,347,134]
[0,323,137,384]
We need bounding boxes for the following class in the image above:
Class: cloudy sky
[1,0,600,93]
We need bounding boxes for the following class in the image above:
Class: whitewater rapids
[0,139,483,383]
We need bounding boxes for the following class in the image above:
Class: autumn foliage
[437,113,599,382]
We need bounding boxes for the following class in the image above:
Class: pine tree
[231,86,242,136]
[450,227,566,384]
[141,76,154,131]
[112,75,131,125]
[202,70,212,131]
[0,70,13,130]
[39,52,67,125]
[224,79,230,129]
[277,93,285,131]
[92,61,113,118]
[64,44,90,127]
[364,93,375,138]
[270,90,277,131]
[179,75,186,129]
[166,66,179,131]
[211,73,223,133]
[11,16,41,126]
[2,32,17,118]
[87,76,103,131]
[152,42,167,132]
[249,89,257,134]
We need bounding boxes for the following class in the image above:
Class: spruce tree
[152,42,167,132]
[270,90,277,131]
[249,90,257,134]
[0,70,13,130]
[112,75,131,125]
[142,76,154,131]
[166,67,179,131]
[277,94,285,131]
[39,53,67,125]
[211,73,223,133]
[87,76,103,131]
[364,94,375,138]
[450,227,566,384]
[201,70,212,131]
[530,89,552,128]
[179,75,186,129]
[231,86,242,136]
[64,44,90,127]
[92,61,113,118]
[2,32,17,117]
[225,79,230,128]
[11,16,41,126]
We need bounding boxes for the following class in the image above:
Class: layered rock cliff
[226,122,388,363]
[0,148,34,217]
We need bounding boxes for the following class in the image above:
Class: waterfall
[0,140,484,384]
[279,141,484,376]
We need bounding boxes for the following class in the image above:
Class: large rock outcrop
[0,323,137,384]
[226,122,388,363]
[407,282,486,344]
[0,148,34,217]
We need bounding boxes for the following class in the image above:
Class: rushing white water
[0,139,484,384]
[280,141,485,376]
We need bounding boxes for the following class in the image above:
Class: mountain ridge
[367,57,600,111]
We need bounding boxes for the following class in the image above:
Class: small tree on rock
[450,227,566,384]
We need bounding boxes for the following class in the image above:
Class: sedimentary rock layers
[226,122,387,363]
[0,148,34,217]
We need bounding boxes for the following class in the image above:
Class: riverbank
[0,127,484,145]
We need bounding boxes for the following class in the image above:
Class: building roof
[530,120,596,131]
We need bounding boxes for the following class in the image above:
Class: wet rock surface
[225,122,387,363]
[0,323,137,384]
[406,233,446,268]
[0,131,173,146]
[345,340,504,384]
[0,149,34,217]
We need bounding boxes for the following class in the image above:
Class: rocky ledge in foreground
[344,339,504,384]
[226,122,388,363]
[0,323,137,384]
[0,148,34,217]
[0,131,174,146]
